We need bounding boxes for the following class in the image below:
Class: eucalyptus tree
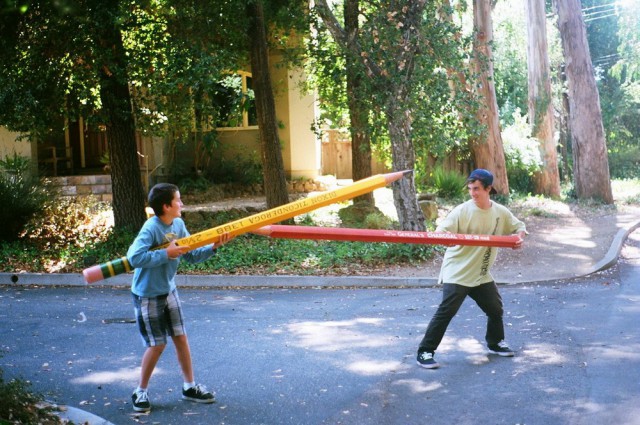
[344,0,374,206]
[525,0,560,197]
[246,0,292,210]
[470,0,509,194]
[555,0,613,203]
[584,0,640,178]
[314,0,468,231]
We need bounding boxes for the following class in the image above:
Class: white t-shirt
[436,200,526,287]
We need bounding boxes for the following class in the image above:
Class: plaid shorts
[132,289,186,347]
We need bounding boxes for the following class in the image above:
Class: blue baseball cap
[466,169,497,194]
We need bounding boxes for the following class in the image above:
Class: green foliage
[0,195,126,273]
[363,212,395,230]
[0,368,62,424]
[308,1,476,171]
[491,3,528,127]
[502,110,542,194]
[181,234,436,275]
[608,143,640,179]
[0,153,54,242]
[21,196,113,250]
[204,154,263,186]
[424,167,466,200]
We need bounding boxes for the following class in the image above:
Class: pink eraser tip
[82,265,104,284]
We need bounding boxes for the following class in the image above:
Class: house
[0,58,322,197]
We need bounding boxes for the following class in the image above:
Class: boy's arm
[182,232,234,264]
[435,206,460,233]
[127,228,172,268]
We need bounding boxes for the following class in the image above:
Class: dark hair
[148,183,179,217]
[466,169,497,195]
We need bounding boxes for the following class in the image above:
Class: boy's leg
[469,281,505,346]
[140,345,166,388]
[172,334,194,383]
[133,292,172,387]
[418,283,470,352]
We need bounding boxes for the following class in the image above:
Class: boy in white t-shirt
[416,169,527,369]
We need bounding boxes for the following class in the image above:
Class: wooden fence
[321,129,388,179]
[321,129,471,179]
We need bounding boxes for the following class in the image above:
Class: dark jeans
[418,281,504,352]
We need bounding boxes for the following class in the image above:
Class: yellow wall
[0,127,31,160]
[270,54,321,179]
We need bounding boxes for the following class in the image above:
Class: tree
[0,1,147,231]
[470,0,509,195]
[525,0,560,197]
[554,0,613,203]
[583,0,640,179]
[344,0,374,205]
[314,0,433,230]
[247,0,290,210]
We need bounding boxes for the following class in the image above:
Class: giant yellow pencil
[82,170,410,283]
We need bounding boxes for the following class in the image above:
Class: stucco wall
[0,127,31,160]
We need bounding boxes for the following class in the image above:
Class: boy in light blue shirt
[128,183,231,412]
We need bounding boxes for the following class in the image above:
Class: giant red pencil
[82,170,410,283]
[252,225,521,248]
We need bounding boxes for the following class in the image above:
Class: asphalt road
[1,257,639,425]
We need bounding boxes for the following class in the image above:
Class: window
[213,71,257,129]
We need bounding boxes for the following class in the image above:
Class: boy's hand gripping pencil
[82,170,411,284]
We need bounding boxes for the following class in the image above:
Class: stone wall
[50,175,113,202]
[50,174,332,204]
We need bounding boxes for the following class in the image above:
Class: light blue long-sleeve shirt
[127,216,216,297]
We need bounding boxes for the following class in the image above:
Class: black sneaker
[131,389,150,412]
[488,341,515,357]
[416,350,440,369]
[182,384,216,403]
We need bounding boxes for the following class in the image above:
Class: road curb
[587,219,640,274]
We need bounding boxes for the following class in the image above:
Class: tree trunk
[386,93,425,231]
[525,0,561,197]
[557,63,571,182]
[94,5,146,232]
[471,0,509,194]
[554,0,613,203]
[344,0,373,205]
[247,0,290,211]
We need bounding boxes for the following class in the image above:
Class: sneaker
[416,350,440,369]
[488,341,515,357]
[182,383,216,403]
[131,389,151,412]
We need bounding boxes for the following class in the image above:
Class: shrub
[0,153,54,242]
[429,167,466,200]
[502,110,542,194]
[0,368,62,424]
[21,195,113,250]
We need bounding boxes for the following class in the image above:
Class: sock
[183,381,195,391]
[136,386,147,393]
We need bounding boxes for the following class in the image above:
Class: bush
[0,368,62,424]
[21,196,113,250]
[609,145,640,179]
[428,167,466,200]
[502,110,542,195]
[0,153,54,242]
